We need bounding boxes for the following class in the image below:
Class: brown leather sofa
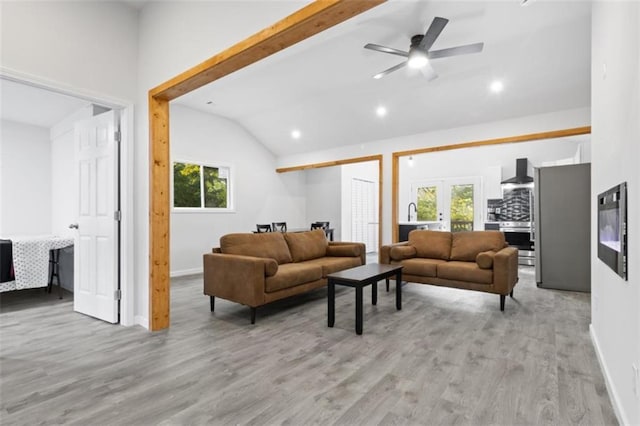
[380,230,518,310]
[204,229,365,323]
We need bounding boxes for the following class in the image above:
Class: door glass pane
[450,184,474,232]
[173,162,201,207]
[417,186,438,221]
[203,166,228,208]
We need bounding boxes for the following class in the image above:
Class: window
[172,161,232,211]
[412,177,480,231]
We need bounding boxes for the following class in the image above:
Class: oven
[499,221,535,266]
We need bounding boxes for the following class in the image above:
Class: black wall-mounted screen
[597,182,627,279]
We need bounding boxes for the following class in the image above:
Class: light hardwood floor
[0,267,617,425]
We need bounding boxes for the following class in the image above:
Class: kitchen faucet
[408,202,417,221]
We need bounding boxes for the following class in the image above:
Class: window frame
[171,159,235,213]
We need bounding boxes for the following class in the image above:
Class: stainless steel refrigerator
[534,163,591,291]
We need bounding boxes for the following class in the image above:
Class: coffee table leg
[328,280,335,327]
[372,281,377,305]
[355,285,363,335]
[395,270,402,310]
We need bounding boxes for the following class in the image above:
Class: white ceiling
[0,79,90,128]
[175,0,592,157]
[1,1,591,152]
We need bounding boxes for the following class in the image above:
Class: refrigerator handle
[529,189,535,242]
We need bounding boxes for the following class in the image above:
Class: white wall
[1,1,140,322]
[591,3,640,425]
[169,104,306,276]
[0,120,52,236]
[136,1,312,325]
[305,167,342,239]
[398,136,590,225]
[0,1,138,103]
[279,107,591,245]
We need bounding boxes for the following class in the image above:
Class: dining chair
[272,222,287,232]
[256,224,272,233]
[310,221,330,230]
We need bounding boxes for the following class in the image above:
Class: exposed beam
[276,155,383,173]
[149,95,170,330]
[277,155,384,253]
[391,126,591,242]
[394,126,592,159]
[150,0,386,101]
[148,0,387,331]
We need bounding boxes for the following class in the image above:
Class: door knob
[69,223,79,229]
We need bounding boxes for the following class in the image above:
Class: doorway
[0,75,134,325]
[410,177,482,232]
[350,178,378,252]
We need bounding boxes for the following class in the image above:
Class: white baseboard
[590,324,628,426]
[135,315,149,330]
[170,267,203,278]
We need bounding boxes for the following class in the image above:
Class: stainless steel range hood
[501,158,533,184]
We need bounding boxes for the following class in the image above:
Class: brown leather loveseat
[204,229,365,323]
[380,230,518,310]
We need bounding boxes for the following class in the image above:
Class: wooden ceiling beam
[150,0,386,101]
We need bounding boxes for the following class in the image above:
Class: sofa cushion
[220,232,292,264]
[398,258,446,277]
[390,245,417,260]
[265,262,323,293]
[408,230,452,260]
[302,256,362,277]
[284,229,328,262]
[450,231,506,262]
[326,244,361,258]
[476,251,495,269]
[437,261,493,284]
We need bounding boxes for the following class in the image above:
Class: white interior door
[72,110,119,323]
[351,178,377,252]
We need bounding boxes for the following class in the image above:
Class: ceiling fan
[364,16,484,80]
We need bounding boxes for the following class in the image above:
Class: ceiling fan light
[407,49,428,69]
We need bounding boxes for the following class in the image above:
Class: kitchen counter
[398,222,445,241]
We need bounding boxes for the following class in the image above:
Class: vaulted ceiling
[175,0,591,157]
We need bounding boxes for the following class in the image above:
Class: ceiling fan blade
[373,61,407,79]
[420,61,438,81]
[364,43,409,58]
[428,42,484,59]
[418,17,449,51]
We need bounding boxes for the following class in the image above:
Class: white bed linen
[0,236,74,292]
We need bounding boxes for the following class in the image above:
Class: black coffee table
[327,263,403,335]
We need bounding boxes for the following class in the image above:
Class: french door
[411,177,481,231]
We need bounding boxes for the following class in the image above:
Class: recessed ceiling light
[376,106,387,117]
[291,129,301,140]
[490,80,504,93]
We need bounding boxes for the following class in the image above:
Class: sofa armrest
[379,242,409,264]
[493,246,519,295]
[203,253,270,307]
[328,241,366,265]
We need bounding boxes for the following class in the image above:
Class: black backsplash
[500,188,532,222]
[488,188,532,222]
